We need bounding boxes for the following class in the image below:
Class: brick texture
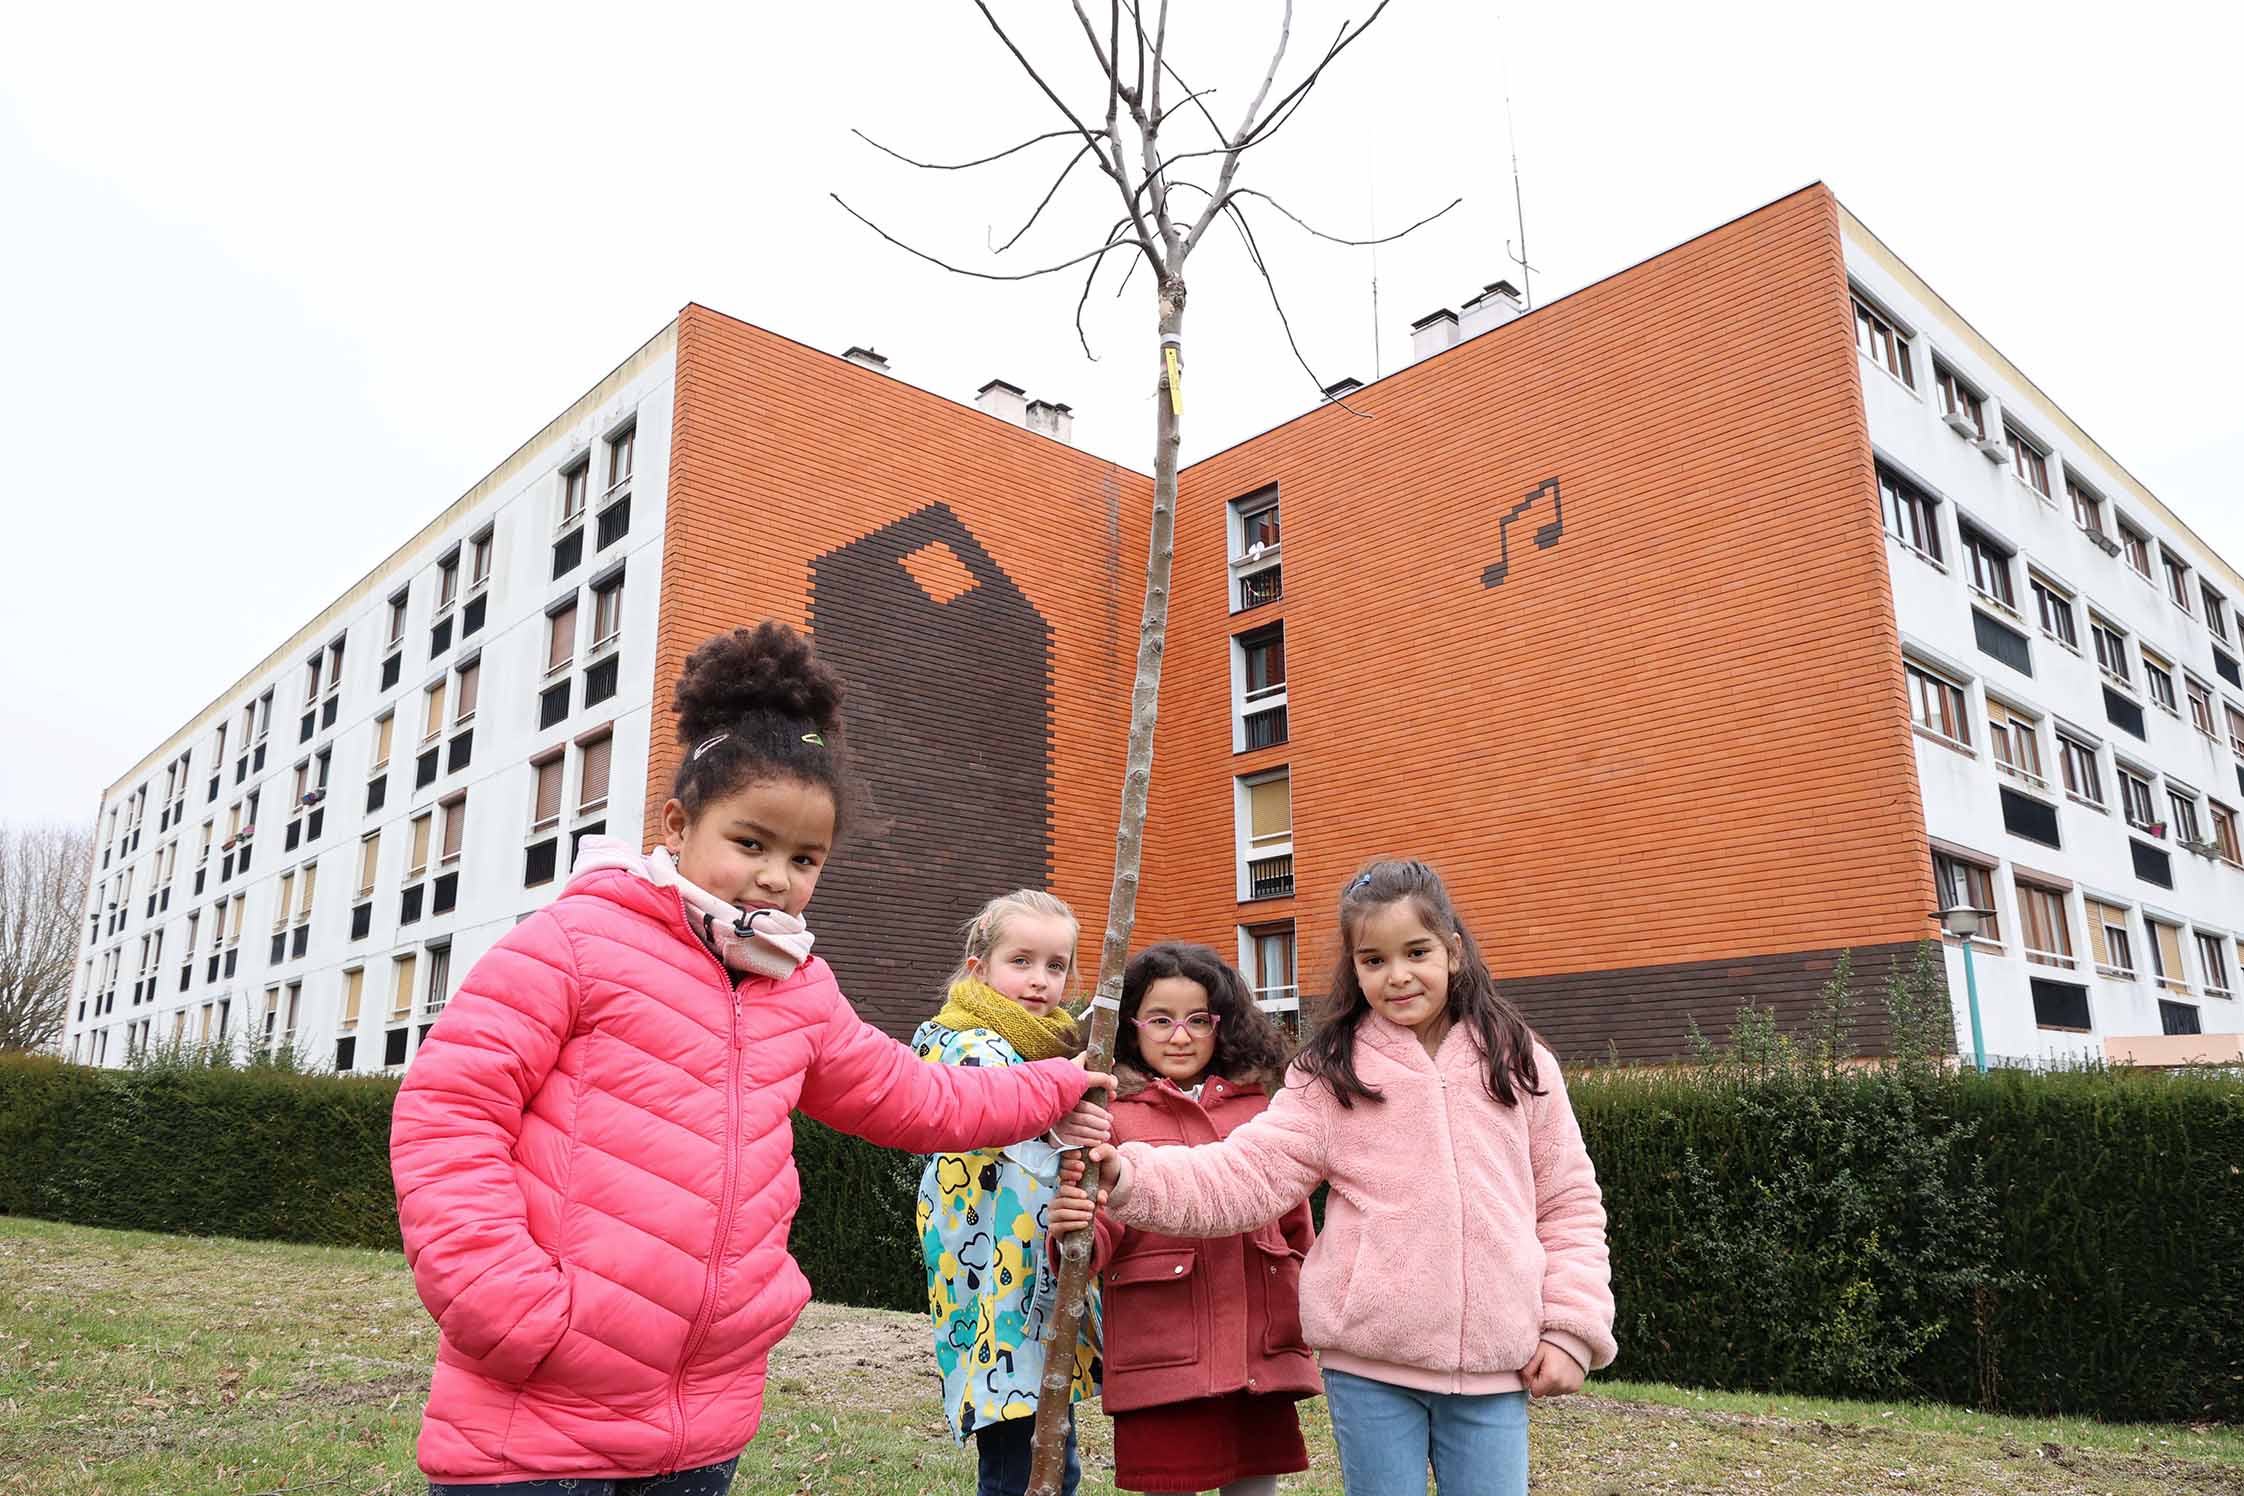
[1140,185,1940,1044]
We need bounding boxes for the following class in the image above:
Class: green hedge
[6,1026,2240,1424]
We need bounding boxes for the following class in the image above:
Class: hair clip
[1350,872,1375,893]
[801,732,826,747]
[692,733,730,761]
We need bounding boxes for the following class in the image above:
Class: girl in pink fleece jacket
[1072,859,1616,1496]
[392,623,1112,1495]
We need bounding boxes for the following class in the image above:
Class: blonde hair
[948,889,1081,992]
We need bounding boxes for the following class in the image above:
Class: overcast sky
[4,1,2239,826]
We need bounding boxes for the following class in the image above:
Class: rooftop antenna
[1499,35,1536,307]
[1369,166,1383,378]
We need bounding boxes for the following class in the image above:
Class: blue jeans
[973,1411,1080,1496]
[1322,1368,1529,1496]
[428,1455,737,1495]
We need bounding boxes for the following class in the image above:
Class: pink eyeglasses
[1131,1013,1220,1039]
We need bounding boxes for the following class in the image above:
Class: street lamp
[1932,904,1994,1073]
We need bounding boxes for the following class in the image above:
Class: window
[440,794,467,868]
[2169,788,2204,846]
[2204,585,2231,645]
[1905,663,1969,747]
[2215,803,2242,864]
[357,832,381,901]
[273,872,294,933]
[2066,479,2104,538]
[1240,769,1294,900]
[1236,624,1287,751]
[1852,295,1913,387]
[2142,651,2178,714]
[578,733,613,815]
[422,680,447,745]
[2187,676,2218,739]
[546,598,578,677]
[1934,364,1984,437]
[2030,576,2077,650]
[532,755,564,833]
[325,637,345,700]
[2086,899,2134,978]
[2119,766,2159,833]
[1961,525,2016,613]
[606,425,636,497]
[2015,882,2074,969]
[591,573,624,650]
[454,660,480,727]
[1877,467,1940,563]
[408,812,432,881]
[1931,852,2000,943]
[2160,1000,2202,1036]
[2195,933,2232,998]
[296,862,317,926]
[2162,550,2192,613]
[371,713,394,775]
[1237,489,1280,553]
[2006,425,2050,498]
[2030,978,2091,1033]
[561,460,588,525]
[2119,520,2152,579]
[2229,705,2244,760]
[340,967,364,1033]
[386,591,408,650]
[392,952,419,1020]
[2148,921,2189,994]
[1986,700,2045,790]
[2090,617,2131,687]
[1229,487,1282,611]
[425,943,454,1015]
[469,529,494,591]
[436,550,460,613]
[1245,922,1298,1016]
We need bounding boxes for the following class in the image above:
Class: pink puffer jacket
[391,840,1092,1483]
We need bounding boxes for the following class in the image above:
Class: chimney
[976,378,1029,427]
[1322,377,1364,399]
[842,345,890,373]
[1409,308,1459,363]
[1024,399,1075,445]
[1457,279,1525,340]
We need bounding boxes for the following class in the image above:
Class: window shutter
[274,874,294,930]
[442,799,466,861]
[1248,775,1291,842]
[424,681,447,739]
[2154,922,2187,983]
[579,735,613,811]
[298,863,317,919]
[409,814,432,875]
[341,968,363,1028]
[2084,900,2115,968]
[393,954,417,1017]
[548,604,577,670]
[359,834,380,896]
[535,759,563,824]
[456,662,480,720]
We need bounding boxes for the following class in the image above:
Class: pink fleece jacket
[1112,1014,1616,1394]
[391,838,1093,1484]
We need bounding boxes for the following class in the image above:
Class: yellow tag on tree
[1164,345,1183,415]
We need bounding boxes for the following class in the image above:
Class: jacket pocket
[1252,1233,1308,1356]
[1103,1247,1201,1371]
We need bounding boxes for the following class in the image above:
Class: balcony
[1243,701,1288,751]
[1246,853,1295,901]
[1238,564,1282,611]
[598,495,631,551]
[539,680,571,730]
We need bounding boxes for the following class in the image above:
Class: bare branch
[1123,0,1224,143]
[973,0,1166,275]
[1241,1,1391,150]
[1072,226,1139,359]
[831,194,1133,282]
[992,140,1099,254]
[1153,85,1218,128]
[1224,198,1371,418]
[1231,187,1463,246]
[849,126,1081,172]
[1182,0,1294,257]
[1072,0,1175,249]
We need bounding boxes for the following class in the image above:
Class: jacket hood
[1111,1059,1280,1101]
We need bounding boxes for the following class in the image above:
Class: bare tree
[0,823,95,1054]
[839,6,1452,1487]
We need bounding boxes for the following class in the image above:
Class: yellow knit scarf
[935,977,1081,1062]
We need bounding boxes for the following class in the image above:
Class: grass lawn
[0,1215,2237,1495]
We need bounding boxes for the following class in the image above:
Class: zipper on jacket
[1436,1068,1470,1394]
[663,887,747,1473]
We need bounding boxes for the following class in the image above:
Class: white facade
[66,326,676,1073]
[1845,212,2244,1066]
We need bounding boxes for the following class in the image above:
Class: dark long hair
[668,622,860,835]
[1118,942,1293,1084]
[1293,859,1543,1109]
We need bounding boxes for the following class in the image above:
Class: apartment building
[64,183,2241,1071]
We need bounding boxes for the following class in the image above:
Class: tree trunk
[1026,274,1186,1496]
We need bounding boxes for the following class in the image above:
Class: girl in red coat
[1048,942,1314,1496]
[392,623,1112,1495]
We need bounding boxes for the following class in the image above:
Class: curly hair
[1118,942,1293,1085]
[1293,859,1544,1109]
[668,622,858,832]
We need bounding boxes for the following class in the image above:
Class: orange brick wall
[1141,185,1935,1025]
[652,307,1150,1034]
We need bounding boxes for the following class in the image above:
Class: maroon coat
[1066,1067,1320,1414]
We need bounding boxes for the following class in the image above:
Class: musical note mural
[1480,477,1563,588]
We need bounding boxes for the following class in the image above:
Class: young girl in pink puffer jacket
[391,623,1112,1495]
[1071,859,1616,1496]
